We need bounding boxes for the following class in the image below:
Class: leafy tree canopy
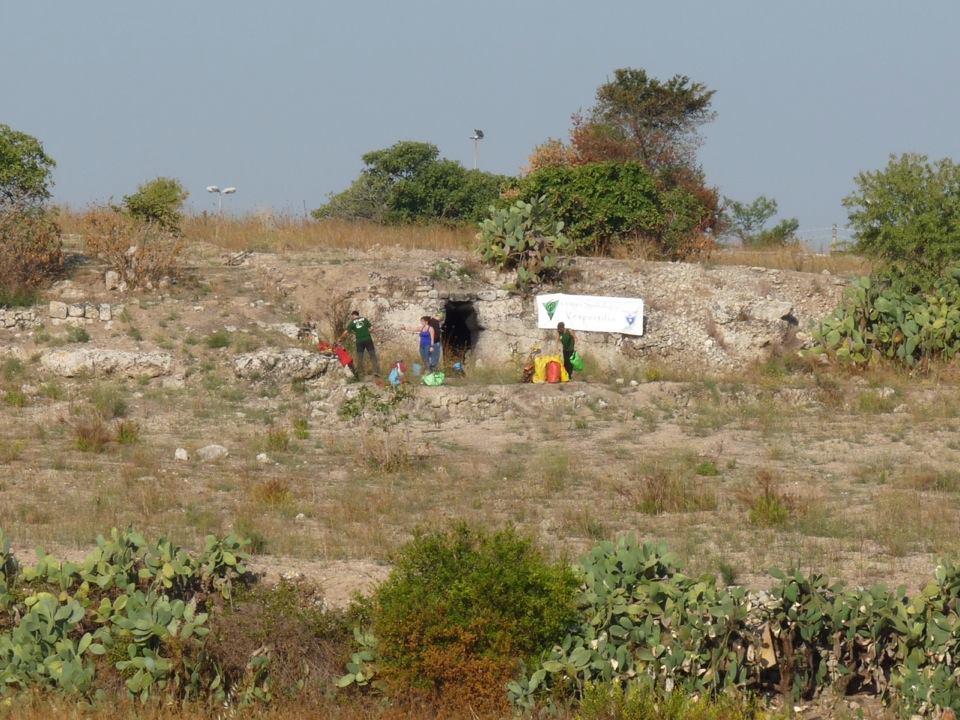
[517,162,719,260]
[528,68,715,174]
[123,177,189,234]
[844,153,960,277]
[314,141,506,225]
[723,195,799,248]
[590,68,716,170]
[0,124,56,206]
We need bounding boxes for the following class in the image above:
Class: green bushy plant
[844,153,960,277]
[516,162,717,259]
[476,195,574,291]
[123,177,188,235]
[0,529,253,702]
[813,266,960,367]
[578,680,773,720]
[356,523,578,712]
[510,537,755,710]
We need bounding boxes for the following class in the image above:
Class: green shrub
[66,325,90,343]
[516,162,716,259]
[476,196,574,291]
[206,329,231,349]
[266,428,290,452]
[844,153,960,277]
[89,383,128,419]
[292,417,309,439]
[3,388,27,408]
[813,267,960,367]
[578,681,772,720]
[115,419,141,444]
[123,176,188,234]
[368,523,578,710]
[1,357,23,380]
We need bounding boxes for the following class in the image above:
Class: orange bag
[545,360,561,384]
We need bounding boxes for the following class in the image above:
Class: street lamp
[469,129,484,170]
[206,185,236,216]
[206,185,236,241]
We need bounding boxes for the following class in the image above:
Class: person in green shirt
[339,310,380,376]
[556,322,577,379]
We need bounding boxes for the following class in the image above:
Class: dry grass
[188,214,475,253]
[58,210,476,254]
[709,247,871,275]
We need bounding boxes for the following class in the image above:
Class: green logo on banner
[543,299,559,320]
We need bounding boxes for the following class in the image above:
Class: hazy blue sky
[3,1,958,242]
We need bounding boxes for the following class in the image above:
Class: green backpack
[422,372,445,386]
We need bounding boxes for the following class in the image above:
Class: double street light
[206,185,236,241]
[206,185,236,215]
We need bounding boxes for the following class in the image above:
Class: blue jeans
[419,344,431,370]
[429,343,442,370]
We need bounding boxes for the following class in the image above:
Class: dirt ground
[1,241,959,608]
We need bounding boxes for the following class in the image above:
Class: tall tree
[844,153,960,276]
[0,124,56,206]
[588,68,716,171]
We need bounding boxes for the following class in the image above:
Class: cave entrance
[442,300,482,361]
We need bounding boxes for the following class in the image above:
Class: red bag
[545,361,561,384]
[334,346,353,366]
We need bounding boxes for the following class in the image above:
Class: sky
[3,1,959,246]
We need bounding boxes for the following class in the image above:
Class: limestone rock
[49,301,68,319]
[68,304,84,318]
[98,304,112,322]
[233,348,338,381]
[174,448,189,461]
[105,270,120,290]
[197,444,229,462]
[40,349,173,378]
[750,301,794,323]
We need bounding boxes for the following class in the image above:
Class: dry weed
[79,206,185,287]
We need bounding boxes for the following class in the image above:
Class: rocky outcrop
[40,349,173,378]
[233,348,341,381]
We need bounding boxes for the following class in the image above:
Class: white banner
[536,293,644,336]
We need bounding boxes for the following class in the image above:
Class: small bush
[371,523,579,712]
[1,357,23,380]
[206,329,231,349]
[292,417,309,440]
[65,325,90,343]
[251,478,293,510]
[629,460,717,515]
[265,428,290,452]
[742,470,792,527]
[89,383,128,419]
[115,419,141,445]
[72,412,111,452]
[0,201,63,302]
[3,388,27,408]
[205,580,351,698]
[40,382,65,400]
[80,206,184,288]
[0,439,24,463]
[694,460,720,476]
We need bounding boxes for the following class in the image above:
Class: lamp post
[469,129,484,170]
[206,185,236,240]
